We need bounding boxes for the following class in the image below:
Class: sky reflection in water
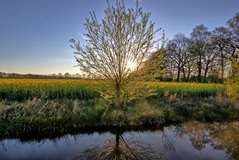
[0,121,238,160]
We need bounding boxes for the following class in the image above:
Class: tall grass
[0,98,165,138]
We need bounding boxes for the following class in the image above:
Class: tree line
[0,72,84,79]
[157,12,239,83]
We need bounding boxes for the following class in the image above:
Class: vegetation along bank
[0,79,238,139]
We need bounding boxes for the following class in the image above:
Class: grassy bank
[0,94,238,139]
[0,79,238,138]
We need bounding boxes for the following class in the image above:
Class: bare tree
[64,72,71,78]
[58,73,63,78]
[227,12,239,56]
[211,27,232,80]
[166,33,191,81]
[201,44,217,82]
[70,0,159,108]
[189,24,211,82]
[227,12,239,77]
[73,129,164,160]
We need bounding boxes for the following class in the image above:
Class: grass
[0,98,165,138]
[0,78,238,138]
[0,95,238,139]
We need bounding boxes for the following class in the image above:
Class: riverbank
[0,79,237,139]
[0,94,238,139]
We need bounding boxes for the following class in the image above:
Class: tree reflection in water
[210,121,239,160]
[182,121,239,160]
[1,122,239,159]
[73,127,175,160]
[181,121,211,150]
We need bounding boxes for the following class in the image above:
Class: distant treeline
[0,72,83,79]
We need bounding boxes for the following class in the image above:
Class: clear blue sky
[0,0,238,75]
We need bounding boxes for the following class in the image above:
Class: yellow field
[0,79,101,101]
[0,79,225,101]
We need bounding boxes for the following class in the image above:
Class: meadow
[1,78,238,138]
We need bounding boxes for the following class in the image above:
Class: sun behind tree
[127,61,137,71]
[70,0,160,108]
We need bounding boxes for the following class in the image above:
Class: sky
[0,0,238,75]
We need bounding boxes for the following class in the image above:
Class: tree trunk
[220,53,225,80]
[177,63,181,82]
[203,64,209,83]
[115,133,121,159]
[187,65,191,81]
[182,67,186,81]
[198,55,202,82]
[115,84,121,108]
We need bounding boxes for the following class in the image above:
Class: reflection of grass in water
[73,133,163,160]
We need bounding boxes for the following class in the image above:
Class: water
[0,121,238,160]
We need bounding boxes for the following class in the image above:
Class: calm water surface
[0,121,238,160]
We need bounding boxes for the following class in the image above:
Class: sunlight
[127,61,137,70]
